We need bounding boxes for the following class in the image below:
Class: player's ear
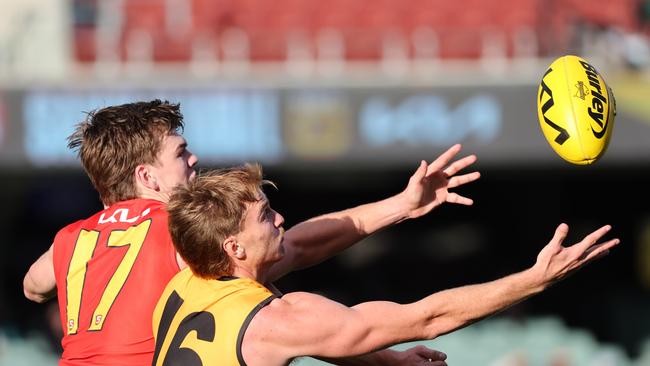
[223,237,245,260]
[135,165,159,191]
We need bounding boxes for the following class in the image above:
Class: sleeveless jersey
[52,199,180,366]
[152,269,275,366]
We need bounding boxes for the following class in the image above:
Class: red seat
[74,27,97,63]
[72,0,642,63]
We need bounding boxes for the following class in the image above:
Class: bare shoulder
[275,291,329,305]
[263,292,350,319]
[254,292,338,325]
[242,292,354,364]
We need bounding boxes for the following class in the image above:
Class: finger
[438,154,477,178]
[578,225,612,250]
[428,351,447,361]
[582,238,620,262]
[446,192,474,206]
[448,171,481,188]
[550,223,569,247]
[413,346,447,361]
[428,144,462,173]
[410,160,428,184]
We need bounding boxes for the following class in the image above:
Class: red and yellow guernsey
[52,199,180,366]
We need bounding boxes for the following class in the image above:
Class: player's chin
[269,247,285,264]
[277,241,286,258]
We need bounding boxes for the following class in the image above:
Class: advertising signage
[0,85,646,168]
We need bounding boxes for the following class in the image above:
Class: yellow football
[537,55,616,165]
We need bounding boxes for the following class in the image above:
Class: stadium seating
[0,330,59,366]
[72,0,642,64]
[4,316,647,366]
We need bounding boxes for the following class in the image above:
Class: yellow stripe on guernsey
[152,268,275,366]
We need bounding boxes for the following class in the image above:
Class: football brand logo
[578,60,609,139]
[539,67,570,145]
[574,81,590,100]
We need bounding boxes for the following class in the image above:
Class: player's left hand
[391,345,448,365]
[401,144,480,219]
[533,223,620,285]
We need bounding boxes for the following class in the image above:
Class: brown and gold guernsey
[152,268,275,366]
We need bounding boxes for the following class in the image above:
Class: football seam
[563,56,588,164]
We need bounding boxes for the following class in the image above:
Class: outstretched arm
[267,144,480,281]
[407,224,619,339]
[248,224,618,364]
[259,284,448,365]
[24,244,57,303]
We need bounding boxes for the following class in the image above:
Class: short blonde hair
[167,164,275,279]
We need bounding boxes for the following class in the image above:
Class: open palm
[402,144,481,219]
[534,223,620,284]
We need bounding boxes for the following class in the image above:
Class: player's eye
[263,207,273,221]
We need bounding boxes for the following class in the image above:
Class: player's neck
[137,189,171,204]
[232,264,270,284]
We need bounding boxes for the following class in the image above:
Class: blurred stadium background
[2,0,650,365]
